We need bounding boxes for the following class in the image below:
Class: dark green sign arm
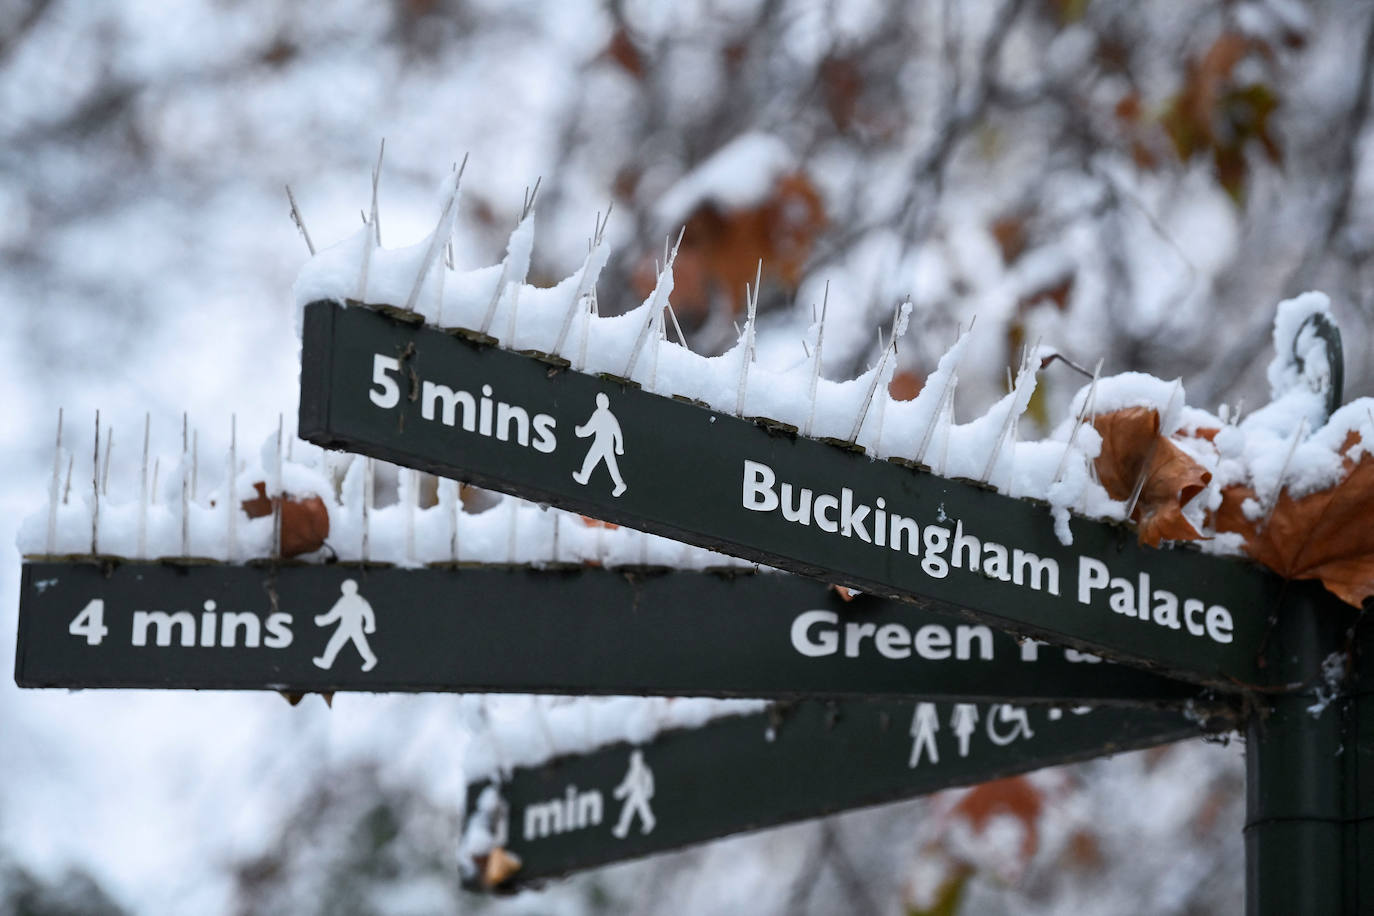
[460,698,1229,891]
[299,300,1285,691]
[16,561,1206,705]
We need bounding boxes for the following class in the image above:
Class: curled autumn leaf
[1092,408,1213,547]
[950,775,1044,864]
[1213,432,1374,608]
[242,481,330,558]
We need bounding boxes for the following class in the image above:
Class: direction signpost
[298,299,1282,691]
[16,561,1203,705]
[293,297,1371,913]
[459,698,1225,890]
[12,296,1369,909]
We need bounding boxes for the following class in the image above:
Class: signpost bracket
[1245,584,1356,915]
[297,297,338,443]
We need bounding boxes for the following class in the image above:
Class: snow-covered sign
[299,299,1280,690]
[15,562,1199,704]
[458,698,1223,891]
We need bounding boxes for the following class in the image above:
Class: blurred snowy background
[2,0,1372,913]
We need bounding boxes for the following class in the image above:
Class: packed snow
[286,174,1371,557]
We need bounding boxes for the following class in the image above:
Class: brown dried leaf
[819,55,862,130]
[1016,274,1074,312]
[242,481,331,558]
[483,847,522,887]
[990,214,1028,265]
[950,776,1043,862]
[1213,433,1374,608]
[603,28,645,79]
[1064,829,1103,869]
[888,371,924,402]
[829,584,859,602]
[633,172,825,317]
[1092,408,1212,547]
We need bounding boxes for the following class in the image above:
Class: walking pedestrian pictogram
[610,749,656,837]
[313,579,378,672]
[572,393,627,497]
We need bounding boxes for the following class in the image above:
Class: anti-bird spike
[499,180,542,345]
[575,289,596,372]
[1259,415,1308,531]
[1053,358,1104,486]
[551,209,612,358]
[802,282,830,437]
[645,314,665,391]
[285,184,316,256]
[980,343,1039,484]
[522,177,542,220]
[362,456,374,563]
[868,299,912,450]
[227,414,238,562]
[477,181,534,338]
[355,144,385,302]
[848,328,889,446]
[371,139,385,245]
[272,414,284,560]
[406,154,467,315]
[99,427,113,497]
[735,261,762,416]
[46,408,63,555]
[1122,379,1181,520]
[550,507,560,564]
[666,300,688,348]
[180,412,190,557]
[138,413,150,558]
[404,467,416,564]
[848,302,910,445]
[914,320,973,466]
[623,227,684,380]
[449,478,461,562]
[91,411,100,555]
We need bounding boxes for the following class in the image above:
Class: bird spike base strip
[299,299,1281,692]
[460,698,1226,892]
[15,560,1204,706]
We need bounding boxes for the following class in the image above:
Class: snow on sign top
[292,167,1374,614]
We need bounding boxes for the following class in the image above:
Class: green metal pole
[1245,583,1352,915]
[1346,620,1374,912]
